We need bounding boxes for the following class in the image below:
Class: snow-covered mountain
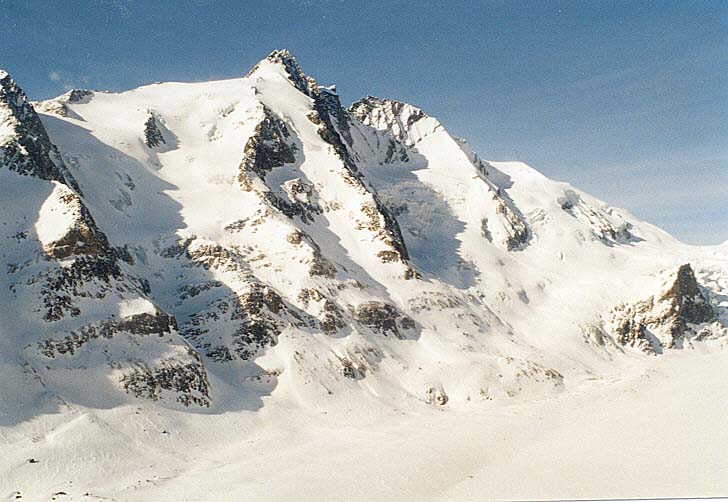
[0,51,728,500]
[1,50,727,500]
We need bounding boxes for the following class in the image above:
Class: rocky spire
[0,70,80,192]
[608,263,717,353]
[659,264,715,328]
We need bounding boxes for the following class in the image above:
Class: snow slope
[2,350,727,501]
[1,50,726,500]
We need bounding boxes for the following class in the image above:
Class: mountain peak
[266,48,298,66]
[349,95,429,144]
[246,48,311,95]
[1,69,34,122]
[660,264,713,320]
[350,95,427,123]
[0,69,19,98]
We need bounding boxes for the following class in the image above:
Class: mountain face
[0,70,209,413]
[1,50,726,418]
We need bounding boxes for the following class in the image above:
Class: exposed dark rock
[0,70,80,192]
[611,314,656,353]
[558,189,633,244]
[41,186,113,260]
[495,198,530,251]
[247,54,413,275]
[285,230,337,277]
[28,185,131,326]
[355,199,413,272]
[352,301,415,339]
[238,106,296,191]
[2,73,212,409]
[38,253,123,321]
[306,90,413,273]
[38,309,178,357]
[177,280,224,301]
[143,114,166,148]
[309,81,354,149]
[348,96,426,142]
[608,264,719,353]
[384,138,409,163]
[351,95,530,254]
[66,89,94,103]
[37,305,210,407]
[426,386,449,406]
[262,189,320,224]
[205,345,234,363]
[279,177,323,223]
[377,250,401,263]
[340,358,366,380]
[182,283,289,362]
[120,348,210,407]
[183,241,248,274]
[115,245,135,265]
[34,89,94,119]
[660,264,715,325]
[298,288,345,335]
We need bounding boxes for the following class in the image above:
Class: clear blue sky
[3,0,726,244]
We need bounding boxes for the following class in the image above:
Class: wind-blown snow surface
[1,51,727,500]
[5,350,728,501]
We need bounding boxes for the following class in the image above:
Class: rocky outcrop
[246,54,415,277]
[33,89,94,118]
[36,253,124,322]
[425,385,449,406]
[36,297,210,407]
[558,189,633,244]
[38,309,178,357]
[143,113,166,148]
[606,264,720,353]
[65,89,94,104]
[349,96,426,143]
[286,230,337,278]
[352,301,416,339]
[38,183,112,259]
[238,105,297,190]
[0,70,80,192]
[182,283,289,361]
[29,181,134,322]
[494,197,530,251]
[298,288,345,335]
[307,84,356,170]
[235,105,329,224]
[120,349,211,407]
